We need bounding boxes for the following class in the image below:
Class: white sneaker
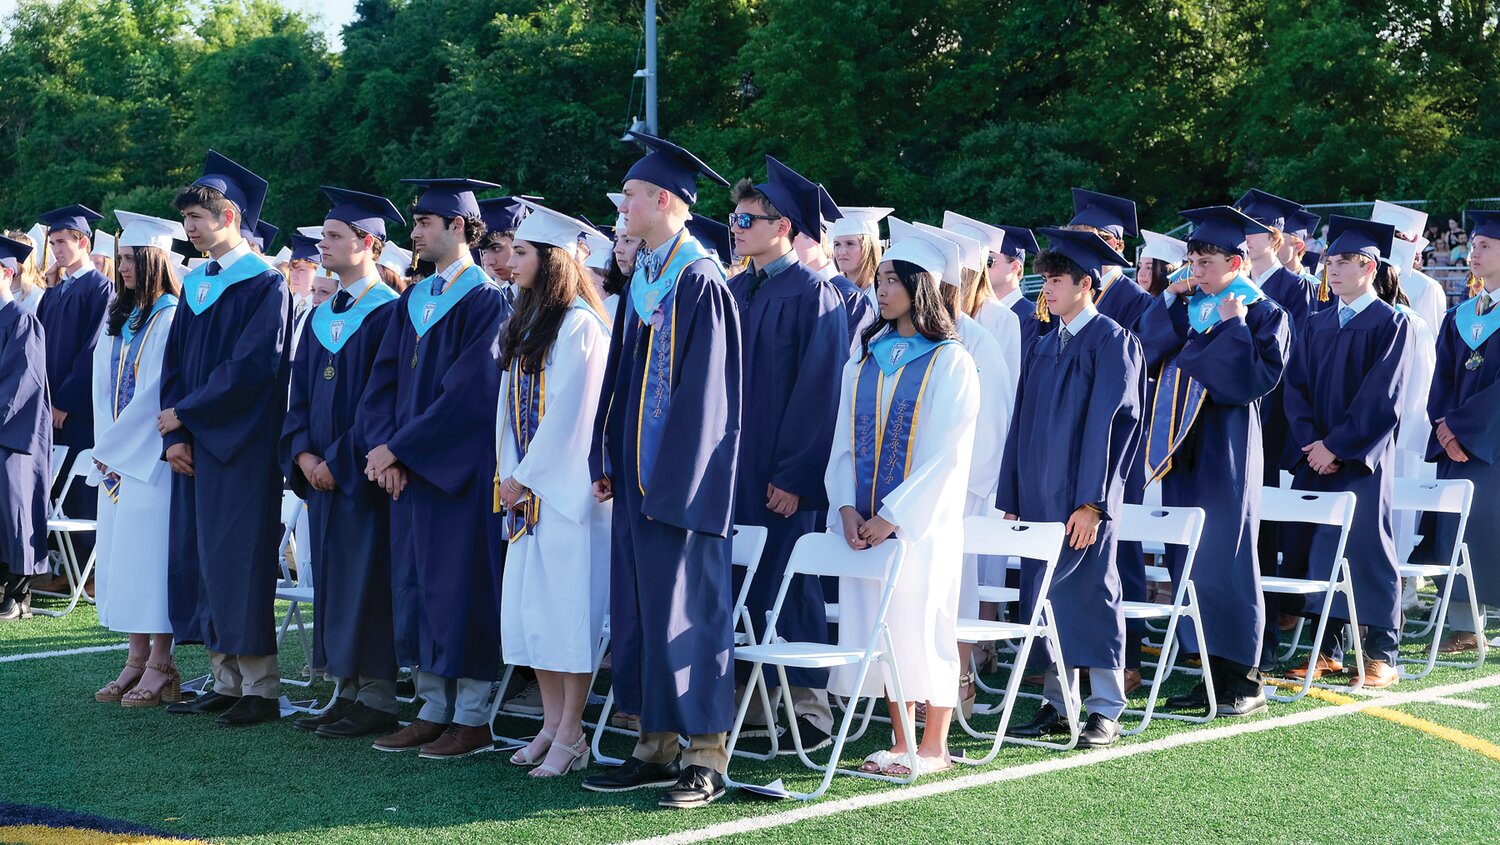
[502,680,543,716]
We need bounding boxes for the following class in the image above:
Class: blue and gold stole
[1145,275,1264,484]
[851,333,956,520]
[406,261,486,338]
[102,295,178,502]
[499,357,545,541]
[633,233,722,495]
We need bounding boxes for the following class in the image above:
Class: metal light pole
[643,0,658,135]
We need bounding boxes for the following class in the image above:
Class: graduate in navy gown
[0,236,51,621]
[1138,205,1290,717]
[723,158,849,752]
[359,178,509,759]
[34,204,112,574]
[281,187,406,739]
[583,132,741,809]
[995,225,1043,345]
[157,151,291,726]
[1278,216,1409,689]
[1415,210,1500,655]
[999,228,1146,749]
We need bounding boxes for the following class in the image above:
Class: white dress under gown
[975,295,1022,397]
[825,337,980,707]
[88,302,177,634]
[495,301,612,674]
[955,314,1011,616]
[1394,305,1438,560]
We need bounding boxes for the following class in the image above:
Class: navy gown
[1138,292,1290,675]
[356,275,507,681]
[160,266,291,655]
[282,293,399,683]
[727,262,848,690]
[1413,299,1500,606]
[0,301,51,578]
[1279,301,1409,641]
[829,272,875,342]
[997,314,1145,671]
[590,246,742,738]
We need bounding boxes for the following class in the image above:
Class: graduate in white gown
[1378,238,1438,570]
[495,202,613,778]
[88,211,184,707]
[827,223,979,778]
[944,210,1023,386]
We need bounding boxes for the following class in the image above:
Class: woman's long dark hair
[1138,258,1179,297]
[603,253,630,297]
[107,246,181,337]
[1373,260,1411,309]
[497,242,608,374]
[858,259,958,357]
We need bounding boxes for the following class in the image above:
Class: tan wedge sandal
[96,656,146,703]
[121,661,182,708]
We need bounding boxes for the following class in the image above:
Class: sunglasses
[727,212,782,230]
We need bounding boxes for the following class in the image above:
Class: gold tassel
[1317,265,1330,302]
[493,470,502,514]
[1468,273,1484,299]
[1034,292,1050,323]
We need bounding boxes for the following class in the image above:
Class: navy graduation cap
[321,186,405,240]
[1324,214,1395,260]
[0,233,34,266]
[1301,250,1324,275]
[400,178,501,219]
[1285,208,1320,241]
[1470,210,1500,240]
[815,183,843,234]
[191,150,269,228]
[243,219,279,250]
[288,232,322,264]
[1234,188,1302,232]
[760,156,825,239]
[686,212,733,267]
[996,224,1040,259]
[1069,189,1138,239]
[477,195,543,235]
[622,131,729,206]
[1037,226,1131,283]
[38,204,103,237]
[1180,205,1271,256]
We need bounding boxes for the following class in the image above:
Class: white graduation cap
[884,216,961,287]
[115,210,186,253]
[513,199,607,259]
[583,232,612,271]
[274,246,293,263]
[91,229,116,258]
[1383,235,1419,271]
[1371,200,1428,240]
[831,206,894,239]
[297,225,324,239]
[25,222,47,270]
[941,210,1006,255]
[915,220,980,281]
[1140,229,1188,265]
[608,192,627,232]
[377,242,412,274]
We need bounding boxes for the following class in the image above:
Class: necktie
[748,268,770,300]
[294,298,308,320]
[1481,293,1493,316]
[332,290,353,314]
[432,274,448,295]
[502,286,515,308]
[1059,325,1072,350]
[205,261,221,277]
[1339,305,1355,328]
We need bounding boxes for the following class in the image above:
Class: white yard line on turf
[618,672,1500,845]
[0,643,129,662]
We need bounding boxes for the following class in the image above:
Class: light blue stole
[406,263,491,338]
[183,253,275,315]
[312,279,398,354]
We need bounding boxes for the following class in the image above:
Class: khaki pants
[634,731,728,774]
[209,650,279,698]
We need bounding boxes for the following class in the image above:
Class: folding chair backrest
[964,516,1066,628]
[277,492,306,585]
[1392,478,1473,569]
[1259,486,1357,569]
[52,448,94,517]
[729,524,769,640]
[49,445,68,487]
[764,533,906,644]
[1117,504,1206,598]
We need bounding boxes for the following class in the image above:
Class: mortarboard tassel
[1467,273,1484,299]
[111,228,118,281]
[1317,265,1330,302]
[1034,291,1050,323]
[493,469,503,514]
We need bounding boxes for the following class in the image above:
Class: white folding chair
[273,492,317,685]
[36,447,97,617]
[1394,479,1484,678]
[951,517,1076,764]
[726,532,912,800]
[1259,487,1361,702]
[590,524,770,766]
[1115,505,1216,735]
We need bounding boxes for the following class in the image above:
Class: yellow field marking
[0,825,202,844]
[1266,679,1500,763]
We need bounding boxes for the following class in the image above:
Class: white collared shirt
[1253,259,1283,288]
[437,256,470,282]
[215,240,253,274]
[1338,289,1379,318]
[1061,302,1098,337]
[339,274,378,300]
[998,287,1025,308]
[812,262,837,282]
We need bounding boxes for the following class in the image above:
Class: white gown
[1401,270,1447,345]
[975,295,1022,399]
[1394,306,1438,561]
[826,338,979,707]
[496,302,612,674]
[955,314,1011,615]
[88,304,177,634]
[16,285,44,314]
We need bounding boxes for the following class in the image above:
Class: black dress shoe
[1076,713,1120,748]
[1215,693,1268,718]
[166,690,238,716]
[317,702,400,738]
[1165,683,1209,710]
[657,765,725,809]
[1008,702,1069,739]
[776,716,832,755]
[0,592,32,621]
[215,694,280,727]
[295,698,355,732]
[581,756,682,793]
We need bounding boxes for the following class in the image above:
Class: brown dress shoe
[1278,613,1300,632]
[372,718,447,752]
[418,723,494,760]
[1351,660,1400,689]
[1122,668,1142,696]
[1284,653,1344,681]
[1438,632,1480,654]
